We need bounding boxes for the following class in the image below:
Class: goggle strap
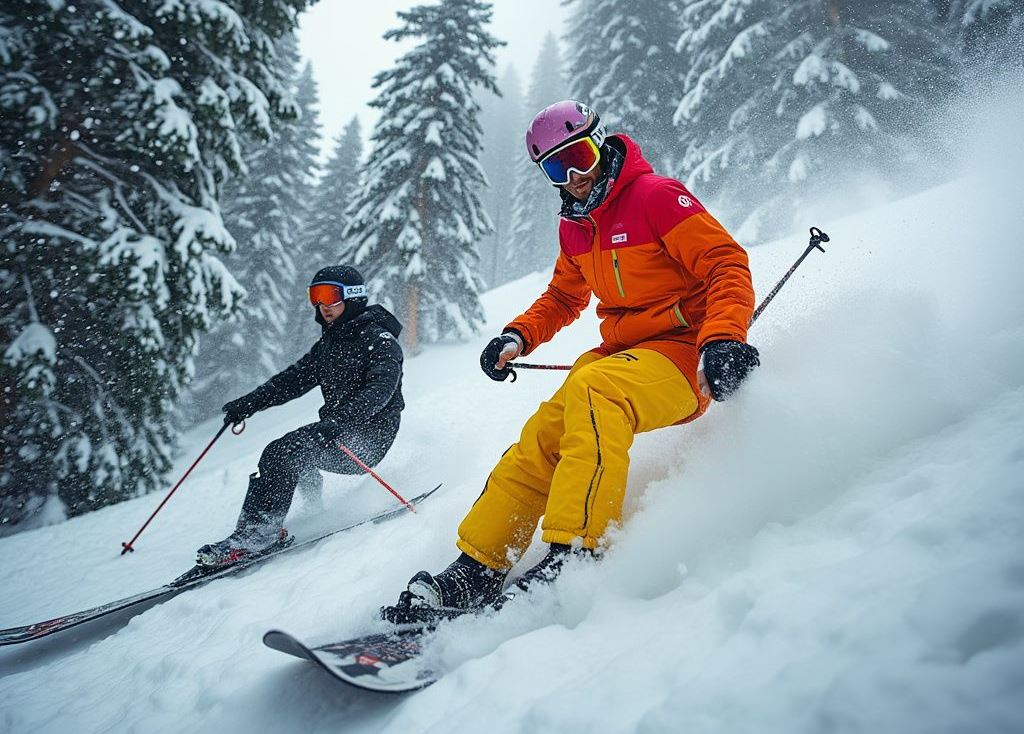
[310,281,367,299]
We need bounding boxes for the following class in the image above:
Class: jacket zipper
[587,215,626,302]
[610,249,625,298]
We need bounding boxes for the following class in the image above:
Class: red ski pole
[120,421,241,554]
[337,442,416,513]
[507,362,571,371]
[504,361,571,382]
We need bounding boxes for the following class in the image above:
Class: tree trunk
[404,282,419,354]
[404,181,428,355]
[28,137,78,200]
[824,0,842,27]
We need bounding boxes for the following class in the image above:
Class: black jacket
[241,305,404,435]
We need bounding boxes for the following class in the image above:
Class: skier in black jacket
[196,265,405,566]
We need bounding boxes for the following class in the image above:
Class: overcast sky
[297,0,569,158]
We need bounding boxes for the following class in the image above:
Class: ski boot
[195,525,293,567]
[381,553,506,626]
[494,543,593,609]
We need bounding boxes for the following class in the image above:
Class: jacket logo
[380,332,393,340]
[678,195,693,208]
[611,233,628,244]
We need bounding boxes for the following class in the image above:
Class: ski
[263,628,438,693]
[0,484,441,647]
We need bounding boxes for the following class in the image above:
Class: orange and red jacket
[506,134,755,420]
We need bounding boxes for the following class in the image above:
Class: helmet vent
[564,121,574,132]
[532,144,540,156]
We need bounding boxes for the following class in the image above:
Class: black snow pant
[237,413,400,530]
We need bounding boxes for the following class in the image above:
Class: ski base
[263,628,438,693]
[0,484,441,647]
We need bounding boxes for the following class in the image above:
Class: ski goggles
[308,281,367,306]
[537,136,601,186]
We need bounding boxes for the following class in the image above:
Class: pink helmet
[526,100,606,162]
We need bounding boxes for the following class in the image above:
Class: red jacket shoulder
[635,176,708,238]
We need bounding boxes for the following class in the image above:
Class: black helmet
[309,265,368,326]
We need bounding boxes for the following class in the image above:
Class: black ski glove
[701,340,760,402]
[222,395,259,425]
[479,333,522,382]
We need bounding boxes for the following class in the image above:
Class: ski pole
[506,362,570,371]
[337,442,416,513]
[750,226,828,325]
[507,225,830,378]
[505,361,571,381]
[120,420,242,555]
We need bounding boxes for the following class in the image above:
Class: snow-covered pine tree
[281,112,362,362]
[505,32,570,282]
[342,0,502,352]
[0,0,308,529]
[562,0,685,172]
[675,0,955,242]
[477,65,525,287]
[279,61,328,362]
[940,0,1023,64]
[187,39,321,424]
[303,116,363,267]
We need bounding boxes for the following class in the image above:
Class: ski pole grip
[809,226,829,251]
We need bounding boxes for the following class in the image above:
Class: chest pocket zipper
[610,249,625,298]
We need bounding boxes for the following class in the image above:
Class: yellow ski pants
[457,348,699,570]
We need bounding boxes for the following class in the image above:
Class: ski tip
[263,629,316,662]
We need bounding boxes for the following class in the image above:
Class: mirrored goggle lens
[308,283,344,306]
[539,138,600,185]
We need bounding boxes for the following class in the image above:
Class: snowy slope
[2,170,1023,733]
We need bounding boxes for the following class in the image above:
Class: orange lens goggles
[308,283,344,307]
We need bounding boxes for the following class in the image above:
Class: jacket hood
[598,134,653,208]
[558,134,653,218]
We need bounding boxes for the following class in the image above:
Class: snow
[3,322,56,364]
[855,105,879,131]
[2,170,1024,731]
[421,156,446,181]
[877,81,902,100]
[794,55,861,93]
[793,53,830,85]
[854,28,891,53]
[788,154,808,182]
[796,103,827,139]
[149,77,201,164]
[424,120,444,146]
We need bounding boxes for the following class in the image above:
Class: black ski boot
[494,543,592,608]
[195,525,292,567]
[381,553,506,626]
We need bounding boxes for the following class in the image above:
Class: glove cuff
[502,331,524,353]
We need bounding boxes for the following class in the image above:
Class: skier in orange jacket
[387,101,759,620]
